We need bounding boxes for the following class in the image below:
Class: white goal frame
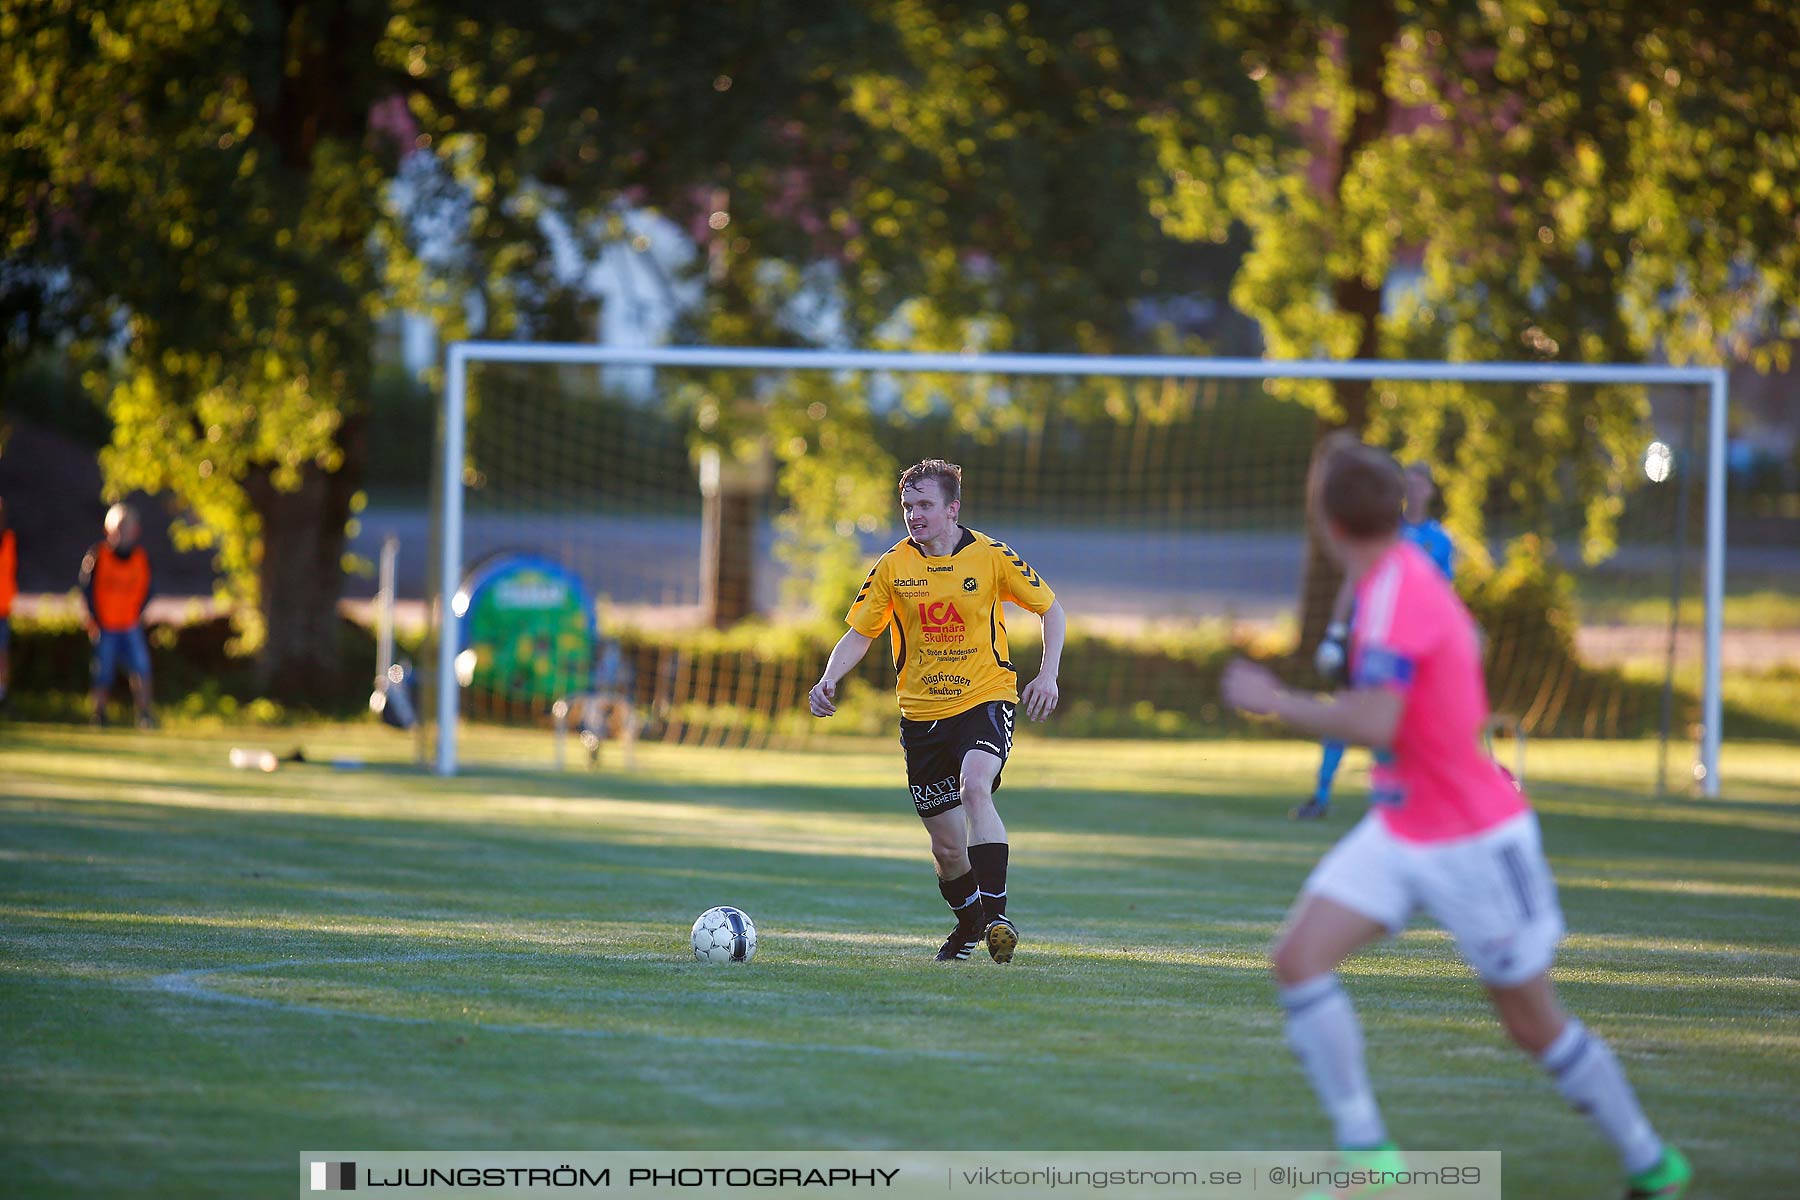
[435,342,1729,796]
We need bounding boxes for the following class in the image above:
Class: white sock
[1280,974,1387,1148]
[1539,1020,1664,1175]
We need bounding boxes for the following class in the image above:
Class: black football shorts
[897,700,1016,818]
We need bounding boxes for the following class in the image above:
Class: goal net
[429,346,1726,797]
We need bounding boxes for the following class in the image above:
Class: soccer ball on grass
[691,906,757,963]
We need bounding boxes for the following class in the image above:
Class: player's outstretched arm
[809,630,875,717]
[1220,658,1401,749]
[1020,599,1065,722]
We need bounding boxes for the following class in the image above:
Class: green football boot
[1624,1147,1692,1199]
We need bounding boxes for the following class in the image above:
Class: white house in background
[586,208,704,401]
[399,310,438,378]
[393,203,703,401]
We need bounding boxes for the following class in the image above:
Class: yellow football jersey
[845,526,1057,721]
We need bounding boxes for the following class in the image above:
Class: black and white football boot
[935,925,983,962]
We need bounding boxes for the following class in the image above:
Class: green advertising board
[454,554,596,705]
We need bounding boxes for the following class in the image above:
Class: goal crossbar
[436,341,1728,796]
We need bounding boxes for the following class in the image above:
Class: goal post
[432,341,1728,796]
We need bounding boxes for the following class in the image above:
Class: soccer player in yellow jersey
[809,459,1066,963]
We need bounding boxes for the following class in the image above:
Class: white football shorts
[1302,809,1565,987]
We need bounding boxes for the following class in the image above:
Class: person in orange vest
[0,496,15,713]
[80,502,156,728]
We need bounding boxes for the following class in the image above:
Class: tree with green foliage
[1145,0,1800,645]
[0,0,892,692]
[4,0,402,695]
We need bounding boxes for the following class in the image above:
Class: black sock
[937,869,984,933]
[969,842,1009,920]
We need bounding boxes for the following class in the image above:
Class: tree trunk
[244,410,367,700]
[1296,2,1396,661]
[700,489,758,629]
[697,443,772,628]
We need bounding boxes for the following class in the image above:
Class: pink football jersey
[1351,540,1529,842]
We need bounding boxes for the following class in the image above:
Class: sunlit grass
[1,724,1796,1198]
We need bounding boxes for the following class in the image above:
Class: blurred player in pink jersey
[1222,433,1690,1200]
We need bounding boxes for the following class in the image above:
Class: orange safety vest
[0,529,15,617]
[89,543,151,632]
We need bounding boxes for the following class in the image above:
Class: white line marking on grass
[148,954,1048,1063]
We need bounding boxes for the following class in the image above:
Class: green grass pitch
[2,726,1796,1198]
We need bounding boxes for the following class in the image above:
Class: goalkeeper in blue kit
[1295,462,1454,821]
